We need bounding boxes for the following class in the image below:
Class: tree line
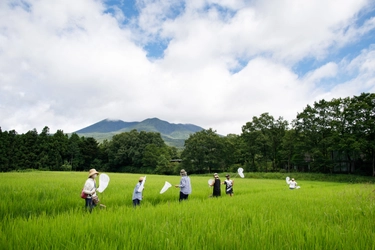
[1,93,374,176]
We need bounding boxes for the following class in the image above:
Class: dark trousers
[85,198,95,212]
[133,199,141,207]
[179,192,189,202]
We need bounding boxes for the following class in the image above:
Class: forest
[0,93,374,176]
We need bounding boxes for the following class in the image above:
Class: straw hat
[139,177,144,182]
[88,169,99,178]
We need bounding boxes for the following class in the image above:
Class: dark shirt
[213,178,221,196]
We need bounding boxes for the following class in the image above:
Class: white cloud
[312,46,375,101]
[303,62,338,84]
[156,0,372,63]
[347,46,375,74]
[0,0,374,136]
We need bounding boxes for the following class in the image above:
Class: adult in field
[132,177,144,207]
[288,178,298,189]
[83,169,99,212]
[222,174,234,196]
[210,173,221,197]
[175,169,192,202]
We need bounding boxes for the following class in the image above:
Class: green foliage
[60,161,72,171]
[105,130,170,172]
[181,128,226,173]
[0,128,103,173]
[154,155,176,175]
[0,93,374,176]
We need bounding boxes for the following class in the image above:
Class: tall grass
[0,171,374,249]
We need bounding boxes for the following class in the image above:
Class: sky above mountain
[1,0,374,135]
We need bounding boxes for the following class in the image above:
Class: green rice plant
[0,172,374,249]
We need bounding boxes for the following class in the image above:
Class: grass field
[1,171,374,250]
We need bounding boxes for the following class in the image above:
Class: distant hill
[74,118,204,148]
[75,119,138,133]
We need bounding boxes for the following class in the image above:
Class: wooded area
[1,93,374,175]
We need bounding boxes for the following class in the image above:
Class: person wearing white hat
[288,178,298,189]
[210,173,221,197]
[83,169,99,212]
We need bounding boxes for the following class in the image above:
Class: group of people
[81,168,194,210]
[83,168,297,211]
[132,169,194,206]
[133,170,234,206]
[210,173,234,197]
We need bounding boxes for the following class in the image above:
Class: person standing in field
[83,169,99,212]
[288,178,298,189]
[222,174,234,196]
[175,169,192,202]
[132,177,144,207]
[210,173,221,197]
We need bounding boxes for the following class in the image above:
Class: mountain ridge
[74,117,204,148]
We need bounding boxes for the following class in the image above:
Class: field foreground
[0,171,374,250]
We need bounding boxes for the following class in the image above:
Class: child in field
[132,177,144,207]
[222,174,234,196]
[287,178,298,189]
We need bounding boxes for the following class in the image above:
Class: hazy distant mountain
[74,118,204,148]
[75,119,138,133]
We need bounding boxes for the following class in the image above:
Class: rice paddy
[0,171,374,250]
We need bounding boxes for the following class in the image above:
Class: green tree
[49,130,69,170]
[241,113,287,172]
[142,144,170,169]
[0,129,18,171]
[105,130,167,172]
[241,122,262,172]
[68,133,84,171]
[17,129,38,170]
[155,154,175,175]
[36,126,51,170]
[221,134,242,170]
[326,97,359,173]
[348,93,375,175]
[295,103,330,172]
[181,129,224,174]
[279,128,298,172]
[79,137,100,170]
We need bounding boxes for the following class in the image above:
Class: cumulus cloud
[0,0,374,136]
[303,62,338,84]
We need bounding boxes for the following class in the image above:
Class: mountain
[74,118,204,148]
[75,119,138,133]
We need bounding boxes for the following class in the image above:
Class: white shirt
[288,180,297,189]
[83,178,97,197]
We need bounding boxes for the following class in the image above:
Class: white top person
[288,178,298,189]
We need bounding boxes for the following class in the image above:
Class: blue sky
[107,0,375,74]
[0,0,374,135]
